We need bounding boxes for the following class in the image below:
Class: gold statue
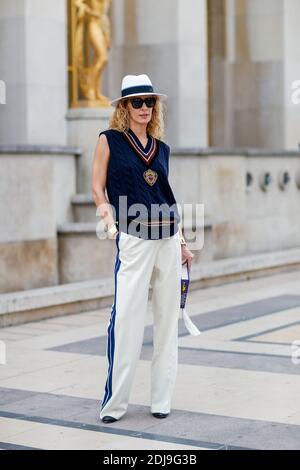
[74,0,112,106]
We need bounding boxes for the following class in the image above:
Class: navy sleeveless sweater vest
[99,127,181,239]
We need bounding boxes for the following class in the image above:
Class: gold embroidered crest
[143,169,158,186]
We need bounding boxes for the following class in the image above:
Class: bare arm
[91,133,117,231]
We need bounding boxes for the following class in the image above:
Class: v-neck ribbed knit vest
[98,127,181,240]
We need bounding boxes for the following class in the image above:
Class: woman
[91,74,194,424]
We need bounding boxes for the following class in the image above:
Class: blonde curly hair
[108,97,166,141]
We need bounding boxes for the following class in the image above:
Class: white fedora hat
[110,74,168,107]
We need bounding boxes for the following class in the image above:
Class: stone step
[71,194,97,223]
[71,193,214,231]
[57,222,116,284]
[57,220,214,283]
[1,247,300,327]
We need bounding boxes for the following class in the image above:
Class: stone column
[0,0,68,146]
[177,0,208,148]
[283,0,300,149]
[208,0,286,149]
[105,0,209,148]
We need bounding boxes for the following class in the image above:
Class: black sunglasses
[129,96,156,108]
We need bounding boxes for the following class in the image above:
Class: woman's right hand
[109,230,119,240]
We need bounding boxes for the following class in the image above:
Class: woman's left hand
[181,245,194,270]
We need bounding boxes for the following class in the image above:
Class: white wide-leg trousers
[99,229,182,420]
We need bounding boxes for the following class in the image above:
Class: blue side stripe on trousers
[101,232,121,410]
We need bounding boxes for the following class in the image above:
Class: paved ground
[0,269,300,450]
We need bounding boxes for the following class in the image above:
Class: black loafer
[152,412,169,419]
[101,415,118,423]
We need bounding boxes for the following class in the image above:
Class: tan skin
[91,94,194,269]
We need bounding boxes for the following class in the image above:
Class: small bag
[180,260,201,336]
